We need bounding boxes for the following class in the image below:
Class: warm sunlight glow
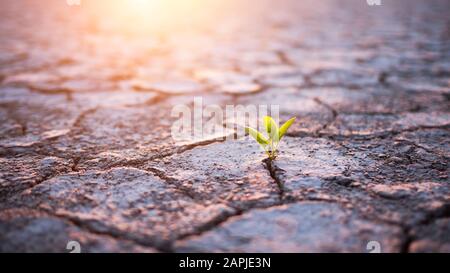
[84,0,228,33]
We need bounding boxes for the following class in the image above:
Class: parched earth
[0,0,449,253]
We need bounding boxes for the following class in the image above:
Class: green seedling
[245,116,296,160]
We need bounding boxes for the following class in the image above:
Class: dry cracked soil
[0,0,449,253]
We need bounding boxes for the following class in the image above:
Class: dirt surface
[0,0,449,252]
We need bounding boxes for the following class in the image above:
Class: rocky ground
[0,0,449,253]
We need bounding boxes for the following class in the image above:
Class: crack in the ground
[174,208,242,243]
[7,179,437,253]
[0,167,63,203]
[313,98,338,118]
[341,123,450,141]
[275,50,295,67]
[37,208,171,252]
[0,102,28,135]
[339,111,398,116]
[32,197,291,253]
[171,197,373,250]
[262,158,286,201]
[313,97,338,134]
[144,166,199,200]
[176,136,231,154]
[28,84,73,100]
[400,226,413,253]
[351,209,414,253]
[71,156,80,172]
[286,123,450,141]
[100,136,233,174]
[397,206,450,254]
[400,202,450,253]
[71,107,98,130]
[395,138,450,159]
[419,203,450,227]
[42,200,287,253]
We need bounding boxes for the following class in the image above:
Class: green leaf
[263,116,279,141]
[245,127,269,145]
[278,117,296,140]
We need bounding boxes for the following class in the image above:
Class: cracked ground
[0,0,449,253]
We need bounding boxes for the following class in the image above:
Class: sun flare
[83,0,226,33]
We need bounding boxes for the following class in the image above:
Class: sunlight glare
[85,0,226,33]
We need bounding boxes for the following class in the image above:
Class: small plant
[245,116,296,160]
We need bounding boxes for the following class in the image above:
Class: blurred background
[1,0,449,94]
